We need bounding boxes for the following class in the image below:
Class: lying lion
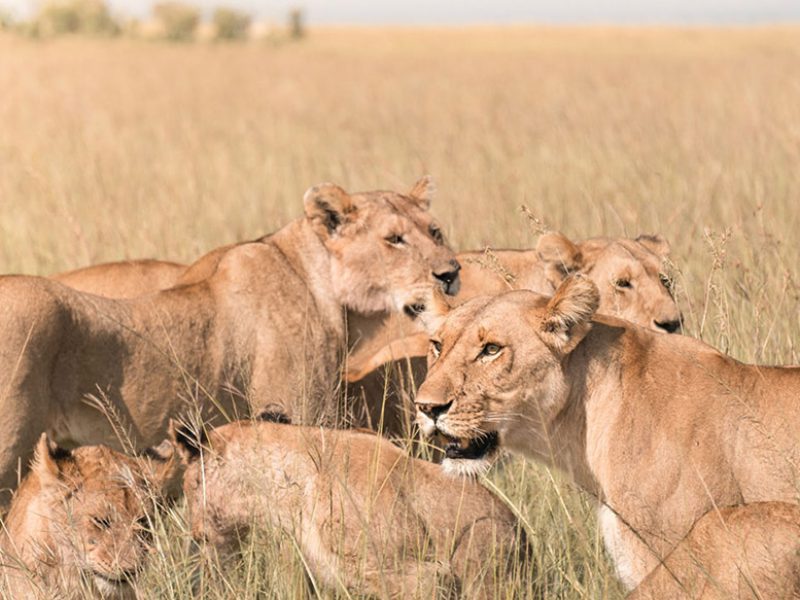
[0,434,177,599]
[414,276,800,590]
[171,419,529,599]
[629,502,800,599]
[0,178,459,506]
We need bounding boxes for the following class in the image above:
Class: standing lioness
[173,419,528,599]
[0,178,459,506]
[415,276,800,589]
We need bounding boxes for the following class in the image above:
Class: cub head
[303,176,461,316]
[415,276,600,477]
[31,434,177,597]
[537,232,681,333]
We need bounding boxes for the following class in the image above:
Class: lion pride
[414,276,800,590]
[52,231,681,437]
[0,178,459,507]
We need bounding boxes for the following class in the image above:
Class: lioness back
[176,420,527,598]
[53,259,186,298]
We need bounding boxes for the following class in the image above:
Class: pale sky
[2,0,799,24]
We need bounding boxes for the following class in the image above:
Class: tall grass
[1,27,799,597]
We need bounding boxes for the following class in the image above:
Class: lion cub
[0,435,178,599]
[173,419,528,599]
[630,502,800,599]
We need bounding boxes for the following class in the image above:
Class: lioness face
[537,232,681,333]
[582,236,681,333]
[33,438,174,598]
[415,277,600,476]
[304,177,461,315]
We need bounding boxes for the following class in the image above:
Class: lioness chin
[0,177,459,507]
[0,434,177,599]
[415,275,800,589]
[172,419,528,599]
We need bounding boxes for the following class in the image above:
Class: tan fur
[175,420,528,599]
[0,435,176,599]
[53,259,187,299]
[629,502,800,599]
[0,179,459,507]
[415,277,800,589]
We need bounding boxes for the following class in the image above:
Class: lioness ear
[635,234,671,258]
[139,439,183,500]
[537,231,582,277]
[303,183,355,238]
[419,285,452,335]
[540,274,600,354]
[33,433,71,485]
[168,419,206,464]
[408,175,436,209]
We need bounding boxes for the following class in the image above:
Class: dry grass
[1,26,800,597]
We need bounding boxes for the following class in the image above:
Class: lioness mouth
[443,431,499,460]
[403,303,426,319]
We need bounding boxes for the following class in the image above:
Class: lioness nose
[417,400,453,420]
[433,260,461,295]
[654,318,682,334]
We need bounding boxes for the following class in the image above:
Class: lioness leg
[0,280,68,508]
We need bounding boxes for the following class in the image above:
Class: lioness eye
[429,224,444,244]
[480,343,502,357]
[92,516,112,530]
[385,234,406,246]
[659,273,673,290]
[614,278,632,289]
[431,340,442,357]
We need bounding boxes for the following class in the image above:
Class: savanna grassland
[1,26,800,598]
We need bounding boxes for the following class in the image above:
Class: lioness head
[304,176,461,316]
[537,232,681,333]
[29,435,177,597]
[415,276,601,476]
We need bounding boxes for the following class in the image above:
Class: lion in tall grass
[0,435,177,599]
[172,418,528,599]
[414,276,800,589]
[0,178,459,506]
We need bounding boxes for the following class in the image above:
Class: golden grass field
[1,26,800,598]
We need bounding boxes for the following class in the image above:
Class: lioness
[0,434,177,599]
[172,419,528,599]
[414,276,800,589]
[629,502,800,599]
[0,178,460,506]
